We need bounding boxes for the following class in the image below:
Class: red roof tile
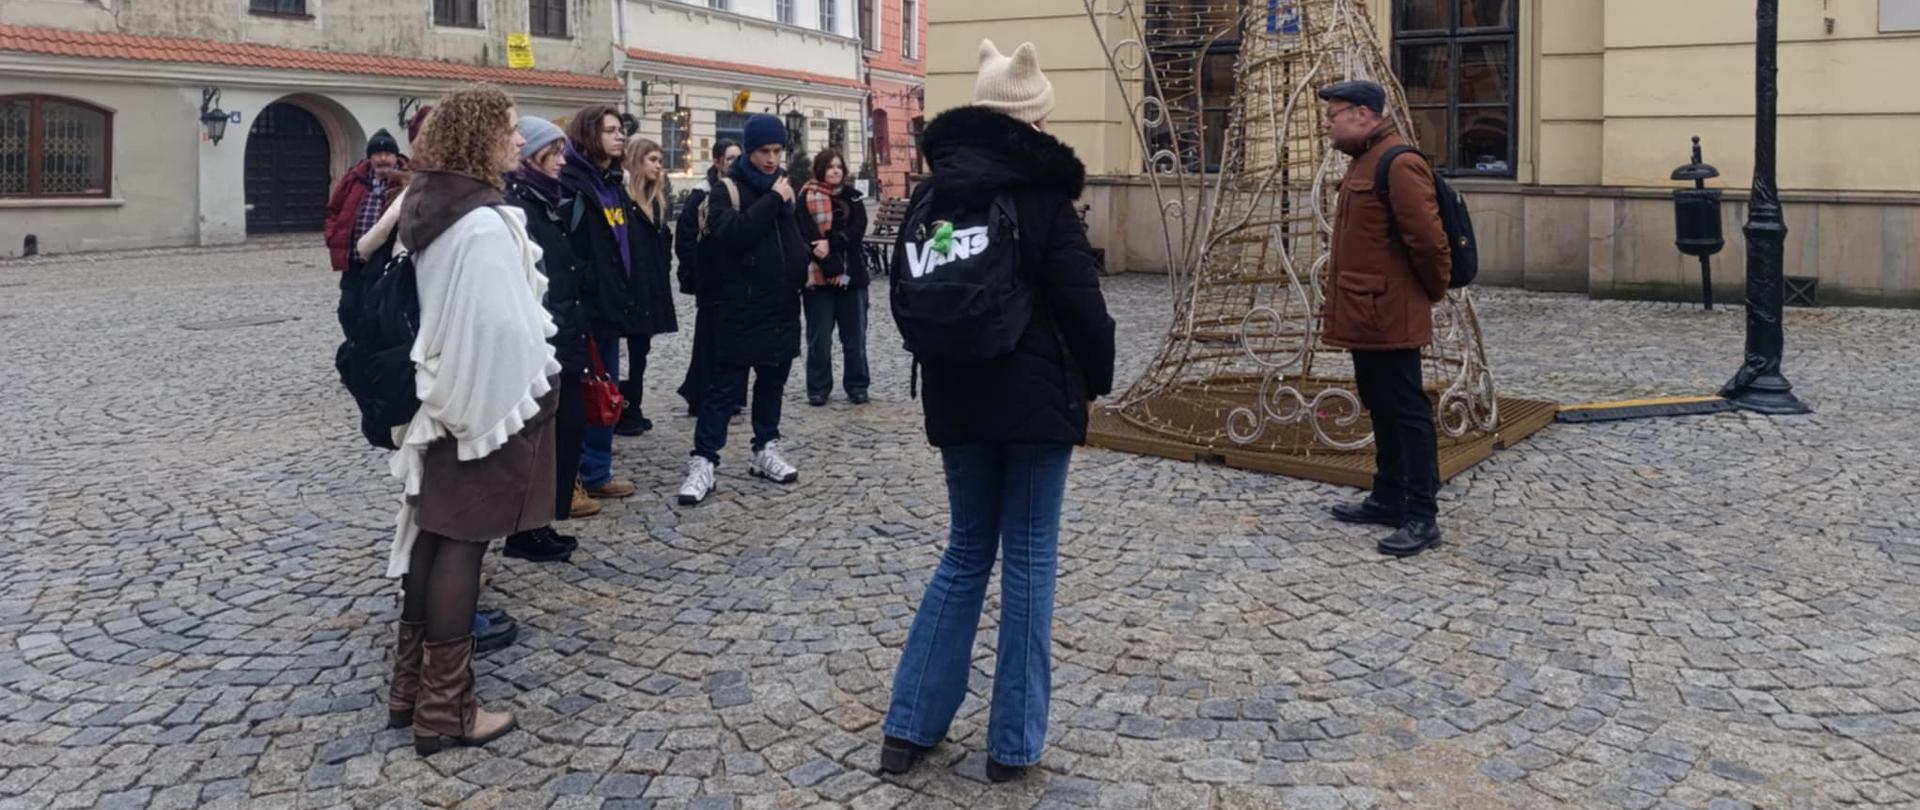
[0,24,622,92]
[626,48,866,91]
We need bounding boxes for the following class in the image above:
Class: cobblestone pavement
[1,243,1917,810]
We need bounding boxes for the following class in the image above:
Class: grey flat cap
[1316,80,1386,114]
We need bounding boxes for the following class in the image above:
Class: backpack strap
[1372,145,1419,252]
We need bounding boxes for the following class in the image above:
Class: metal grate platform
[1086,394,1559,489]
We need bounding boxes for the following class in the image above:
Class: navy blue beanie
[742,114,786,154]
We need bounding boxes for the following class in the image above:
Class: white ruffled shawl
[386,205,561,577]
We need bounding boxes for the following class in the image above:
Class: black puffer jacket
[506,170,591,376]
[700,160,809,367]
[797,183,871,289]
[674,170,718,295]
[913,106,1117,448]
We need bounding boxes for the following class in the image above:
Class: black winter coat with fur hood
[910,105,1117,448]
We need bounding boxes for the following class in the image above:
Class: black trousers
[1351,349,1440,521]
[678,306,715,415]
[620,333,653,413]
[553,375,586,520]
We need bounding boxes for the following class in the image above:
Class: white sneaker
[749,440,799,484]
[677,456,716,505]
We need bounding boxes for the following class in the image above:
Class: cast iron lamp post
[1722,0,1811,414]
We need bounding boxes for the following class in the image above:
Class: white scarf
[386,205,560,577]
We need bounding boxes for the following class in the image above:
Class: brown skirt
[412,382,560,543]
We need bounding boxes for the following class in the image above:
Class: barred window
[1,95,112,198]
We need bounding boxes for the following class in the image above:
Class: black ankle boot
[985,758,1028,783]
[878,736,929,775]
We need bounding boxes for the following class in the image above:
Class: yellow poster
[507,33,535,69]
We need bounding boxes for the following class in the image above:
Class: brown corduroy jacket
[1323,130,1452,351]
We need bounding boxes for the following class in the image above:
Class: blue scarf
[567,142,632,279]
[734,154,780,196]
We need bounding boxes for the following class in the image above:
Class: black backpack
[334,246,422,450]
[1375,145,1478,288]
[889,186,1030,363]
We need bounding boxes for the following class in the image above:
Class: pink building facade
[858,0,926,200]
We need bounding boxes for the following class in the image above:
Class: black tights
[400,531,487,643]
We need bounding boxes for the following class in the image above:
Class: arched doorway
[244,102,332,234]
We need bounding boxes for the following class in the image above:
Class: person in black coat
[500,117,590,563]
[675,115,809,506]
[879,40,1116,784]
[795,148,873,406]
[615,137,679,436]
[558,105,640,502]
[673,139,741,416]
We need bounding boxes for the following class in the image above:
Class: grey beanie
[516,116,567,163]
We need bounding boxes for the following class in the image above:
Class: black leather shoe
[877,736,929,775]
[551,530,579,553]
[614,406,652,437]
[986,759,1028,783]
[1378,520,1442,558]
[848,392,870,404]
[808,394,828,407]
[473,611,519,654]
[503,528,573,563]
[1331,497,1405,527]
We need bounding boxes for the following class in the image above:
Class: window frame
[818,0,837,35]
[1392,0,1519,179]
[828,118,848,157]
[1145,8,1241,174]
[870,108,890,166]
[776,0,793,25]
[0,94,114,200]
[433,0,482,29]
[715,111,750,152]
[859,0,879,51]
[901,0,917,59]
[662,110,691,172]
[248,0,311,18]
[708,0,730,11]
[528,0,568,38]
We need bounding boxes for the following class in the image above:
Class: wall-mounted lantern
[200,88,229,145]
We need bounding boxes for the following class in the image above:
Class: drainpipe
[616,0,632,113]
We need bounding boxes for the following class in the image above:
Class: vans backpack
[1375,145,1478,288]
[335,247,422,450]
[889,186,1030,364]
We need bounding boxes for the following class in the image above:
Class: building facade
[1,0,624,258]
[621,0,867,192]
[929,0,1920,305]
[857,0,926,199]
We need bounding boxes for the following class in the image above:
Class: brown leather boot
[387,620,425,729]
[413,635,517,756]
[570,481,603,518]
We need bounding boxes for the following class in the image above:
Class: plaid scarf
[351,175,387,252]
[802,180,847,289]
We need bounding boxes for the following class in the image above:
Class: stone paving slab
[0,245,1916,809]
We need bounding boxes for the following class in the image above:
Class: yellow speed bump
[1555,395,1737,423]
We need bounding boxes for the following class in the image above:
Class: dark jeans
[693,360,792,464]
[678,306,717,415]
[553,375,586,520]
[580,328,621,488]
[1351,349,1440,522]
[883,442,1074,766]
[804,287,870,399]
[335,261,365,335]
[619,333,653,414]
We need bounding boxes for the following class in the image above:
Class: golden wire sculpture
[1084,0,1499,458]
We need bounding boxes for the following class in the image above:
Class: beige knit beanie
[974,39,1055,125]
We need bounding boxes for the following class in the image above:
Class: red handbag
[582,336,626,428]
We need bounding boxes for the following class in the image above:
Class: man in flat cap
[1316,79,1453,558]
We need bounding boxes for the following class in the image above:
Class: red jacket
[323,156,410,271]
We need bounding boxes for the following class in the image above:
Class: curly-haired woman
[383,83,559,756]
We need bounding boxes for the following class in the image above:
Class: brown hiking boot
[585,478,636,499]
[413,635,516,756]
[387,621,425,729]
[570,481,603,518]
